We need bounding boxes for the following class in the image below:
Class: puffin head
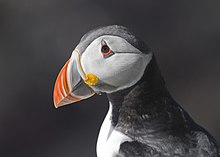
[53,25,152,108]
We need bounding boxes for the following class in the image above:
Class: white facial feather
[79,35,152,93]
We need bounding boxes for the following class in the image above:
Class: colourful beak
[53,56,95,108]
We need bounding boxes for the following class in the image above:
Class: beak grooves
[53,59,81,108]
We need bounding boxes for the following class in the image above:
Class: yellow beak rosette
[84,73,99,86]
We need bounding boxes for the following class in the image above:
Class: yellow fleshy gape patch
[84,73,99,85]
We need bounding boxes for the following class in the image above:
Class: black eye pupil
[101,45,110,53]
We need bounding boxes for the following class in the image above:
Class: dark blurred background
[0,0,220,156]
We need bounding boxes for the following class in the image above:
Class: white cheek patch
[80,35,152,93]
[111,53,151,92]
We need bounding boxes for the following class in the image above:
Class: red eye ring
[101,45,113,57]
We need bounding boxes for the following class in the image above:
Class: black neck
[107,56,193,137]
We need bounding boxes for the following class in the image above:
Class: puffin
[53,25,220,157]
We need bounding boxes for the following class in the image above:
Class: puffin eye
[101,45,110,53]
[100,44,114,58]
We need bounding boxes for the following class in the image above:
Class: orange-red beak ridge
[53,57,94,108]
[53,59,80,108]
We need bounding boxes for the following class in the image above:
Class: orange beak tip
[53,96,73,108]
[53,57,95,109]
[54,102,59,108]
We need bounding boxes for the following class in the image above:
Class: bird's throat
[107,56,188,138]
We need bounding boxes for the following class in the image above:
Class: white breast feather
[96,103,133,157]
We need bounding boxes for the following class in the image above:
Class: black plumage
[75,25,220,156]
[108,56,220,156]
